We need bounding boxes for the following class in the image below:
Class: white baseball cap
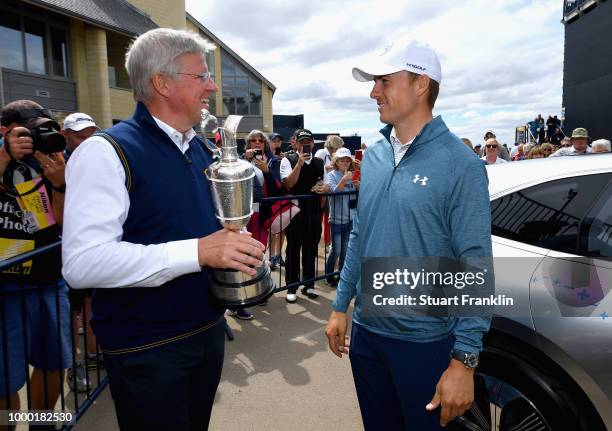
[335,147,352,159]
[352,40,442,84]
[63,112,97,131]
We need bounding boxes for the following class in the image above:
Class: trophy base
[210,263,276,308]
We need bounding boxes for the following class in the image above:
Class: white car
[452,153,612,430]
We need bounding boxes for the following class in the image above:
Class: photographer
[0,100,71,417]
[280,129,327,303]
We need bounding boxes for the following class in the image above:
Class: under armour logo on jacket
[413,175,428,186]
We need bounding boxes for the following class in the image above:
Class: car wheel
[447,346,584,431]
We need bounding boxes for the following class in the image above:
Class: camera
[254,149,263,160]
[14,123,66,154]
[302,144,311,155]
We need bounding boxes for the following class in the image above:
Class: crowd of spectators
[465,126,610,166]
[527,114,563,145]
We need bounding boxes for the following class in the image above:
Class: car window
[491,173,611,253]
[580,180,612,259]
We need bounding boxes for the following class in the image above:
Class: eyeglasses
[485,144,498,149]
[173,72,212,83]
[562,143,572,147]
[250,138,264,143]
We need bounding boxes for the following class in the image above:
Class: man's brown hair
[407,72,439,109]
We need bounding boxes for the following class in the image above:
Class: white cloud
[186,0,564,146]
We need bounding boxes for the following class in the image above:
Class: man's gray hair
[125,28,215,102]
[592,139,611,152]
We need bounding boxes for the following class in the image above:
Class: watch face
[466,353,479,368]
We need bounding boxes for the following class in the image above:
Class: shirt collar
[151,116,196,153]
[390,127,415,147]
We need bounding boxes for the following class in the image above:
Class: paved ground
[74,278,363,431]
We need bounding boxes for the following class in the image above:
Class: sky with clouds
[186,0,565,146]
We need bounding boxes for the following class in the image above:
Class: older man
[325,40,492,429]
[62,28,264,430]
[481,138,508,165]
[551,127,592,157]
[591,139,611,153]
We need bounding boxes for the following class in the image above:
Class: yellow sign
[0,238,35,274]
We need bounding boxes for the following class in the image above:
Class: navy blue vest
[91,102,224,352]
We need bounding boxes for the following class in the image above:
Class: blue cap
[269,133,283,141]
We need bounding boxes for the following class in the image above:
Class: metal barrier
[252,190,359,295]
[0,241,107,430]
[564,0,586,16]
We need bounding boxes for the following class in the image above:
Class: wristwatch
[451,350,479,369]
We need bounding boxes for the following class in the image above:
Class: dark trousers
[284,209,322,292]
[103,322,225,431]
[349,323,454,431]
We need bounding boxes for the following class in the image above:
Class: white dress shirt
[550,146,593,157]
[481,156,508,164]
[62,116,202,289]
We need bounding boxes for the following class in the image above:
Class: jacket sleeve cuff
[332,285,352,312]
[452,334,484,355]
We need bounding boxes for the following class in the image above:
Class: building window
[107,32,132,89]
[221,51,261,116]
[50,27,68,77]
[0,5,69,78]
[206,49,216,114]
[0,11,25,71]
[24,17,47,75]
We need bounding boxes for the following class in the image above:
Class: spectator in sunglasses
[540,143,554,157]
[481,138,508,165]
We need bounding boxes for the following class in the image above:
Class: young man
[61,29,265,430]
[325,40,493,429]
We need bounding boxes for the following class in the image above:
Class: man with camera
[280,128,327,303]
[0,99,72,418]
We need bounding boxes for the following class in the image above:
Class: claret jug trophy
[202,110,276,307]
